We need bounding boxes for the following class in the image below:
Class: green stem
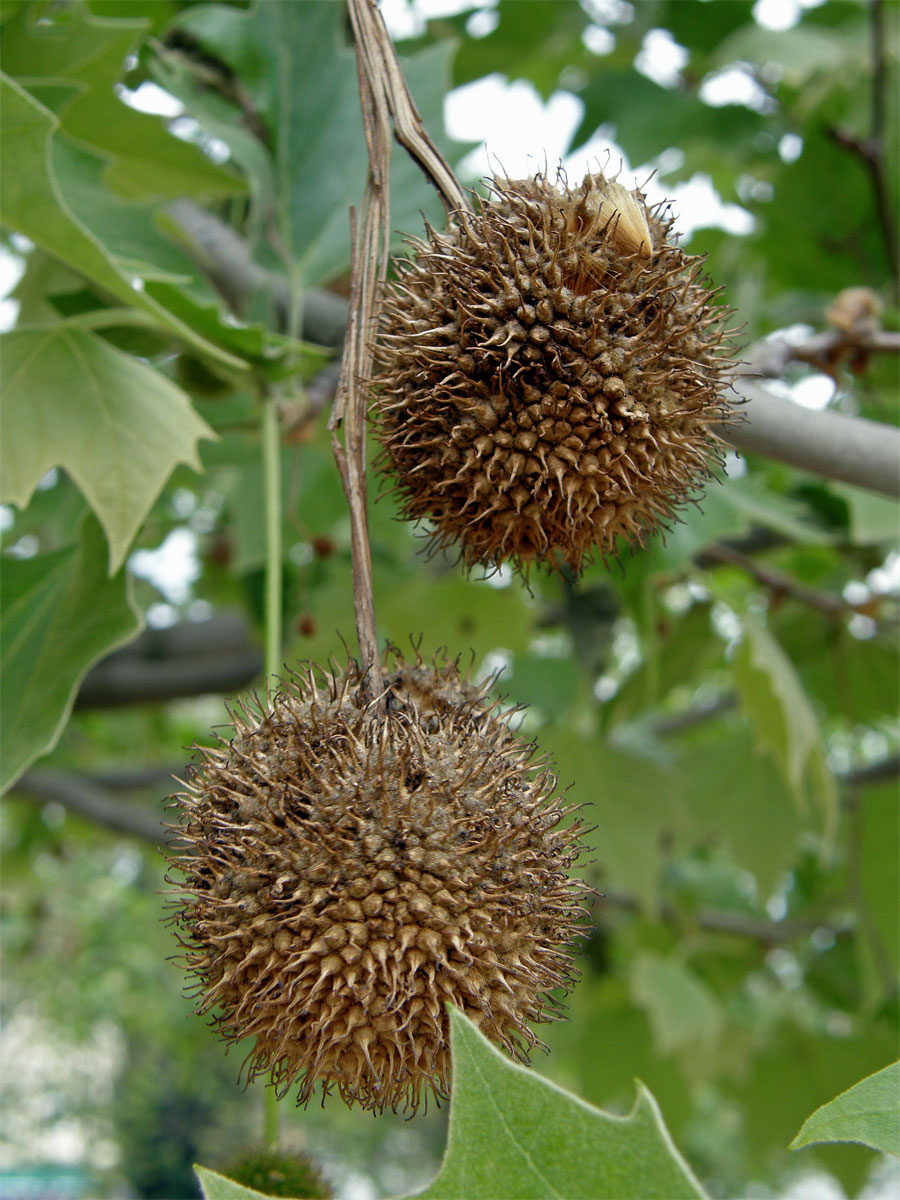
[261,391,283,686]
[260,387,282,1148]
[264,1083,281,1149]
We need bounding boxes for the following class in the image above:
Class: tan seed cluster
[169,652,587,1113]
[374,170,735,575]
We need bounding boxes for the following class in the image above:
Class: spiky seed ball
[168,651,587,1114]
[373,171,736,575]
[222,1148,331,1199]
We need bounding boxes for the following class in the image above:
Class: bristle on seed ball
[374,171,736,574]
[168,651,588,1113]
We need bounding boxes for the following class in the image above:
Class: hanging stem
[263,1081,280,1149]
[262,391,283,686]
[260,385,283,1147]
[331,0,472,703]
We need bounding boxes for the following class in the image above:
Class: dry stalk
[331,0,470,699]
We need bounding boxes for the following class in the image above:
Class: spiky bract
[169,652,587,1113]
[374,171,735,574]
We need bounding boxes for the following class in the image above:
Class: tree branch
[826,0,899,288]
[723,377,900,498]
[740,326,899,379]
[11,769,177,846]
[599,889,854,945]
[700,543,870,618]
[165,199,349,347]
[75,612,262,708]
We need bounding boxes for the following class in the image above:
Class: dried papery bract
[374,170,736,575]
[168,651,588,1113]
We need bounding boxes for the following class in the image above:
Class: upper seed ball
[374,171,735,575]
[168,652,588,1113]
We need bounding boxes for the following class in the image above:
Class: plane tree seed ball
[373,171,736,575]
[168,652,589,1113]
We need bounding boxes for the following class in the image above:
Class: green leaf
[723,1015,899,1192]
[1,514,142,792]
[609,602,721,726]
[0,0,243,200]
[857,779,900,1005]
[675,730,805,900]
[172,1,459,286]
[830,483,900,544]
[722,475,834,545]
[48,136,203,284]
[144,280,331,376]
[790,1062,900,1157]
[630,953,724,1056]
[0,74,245,369]
[452,0,590,100]
[543,977,694,1141]
[195,1165,276,1200]
[574,70,762,175]
[714,20,867,88]
[1,327,214,571]
[539,735,683,909]
[413,1007,707,1200]
[733,615,837,841]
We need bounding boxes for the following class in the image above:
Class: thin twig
[739,326,900,380]
[329,0,394,697]
[600,889,855,945]
[701,543,866,618]
[827,0,899,288]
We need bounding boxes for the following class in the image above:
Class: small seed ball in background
[168,651,589,1113]
[373,170,736,575]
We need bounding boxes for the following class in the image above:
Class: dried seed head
[168,650,588,1113]
[373,170,736,575]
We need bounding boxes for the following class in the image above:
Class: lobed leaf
[412,1006,708,1200]
[0,0,243,201]
[0,74,245,369]
[1,327,214,572]
[170,0,459,287]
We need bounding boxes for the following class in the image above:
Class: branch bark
[166,199,349,348]
[11,769,178,846]
[75,612,262,708]
[723,377,900,498]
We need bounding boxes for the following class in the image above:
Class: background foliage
[1,1,897,1198]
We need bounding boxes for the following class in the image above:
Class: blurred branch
[700,543,866,618]
[85,764,189,789]
[11,769,177,846]
[826,0,899,288]
[601,889,854,945]
[723,377,900,498]
[10,752,894,855]
[166,199,349,347]
[741,326,900,379]
[650,693,738,736]
[75,612,262,708]
[168,199,900,497]
[841,752,900,787]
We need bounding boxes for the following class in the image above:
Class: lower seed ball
[373,170,736,575]
[168,651,588,1113]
